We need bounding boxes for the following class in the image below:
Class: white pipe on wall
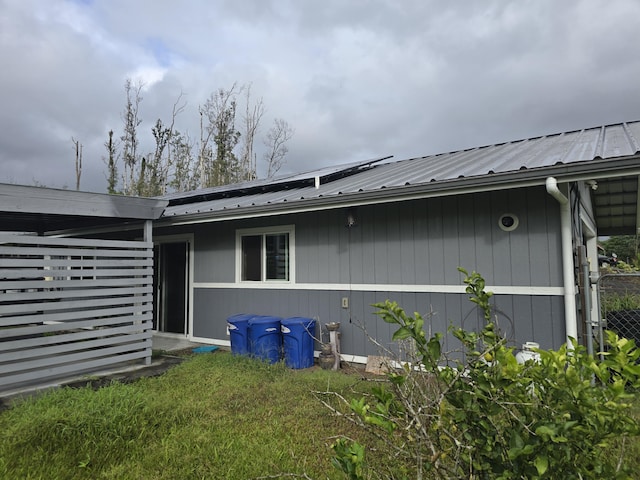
[545,177,578,346]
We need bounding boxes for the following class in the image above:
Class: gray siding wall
[188,187,562,286]
[184,186,566,355]
[193,288,564,357]
[294,188,561,286]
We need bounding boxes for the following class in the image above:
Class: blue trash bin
[248,316,282,363]
[281,317,316,369]
[227,314,255,356]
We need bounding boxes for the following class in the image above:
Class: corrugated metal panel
[162,121,640,224]
[339,123,638,190]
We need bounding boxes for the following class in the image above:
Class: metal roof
[160,121,640,235]
[0,183,168,234]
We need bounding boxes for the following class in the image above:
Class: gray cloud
[1,0,640,192]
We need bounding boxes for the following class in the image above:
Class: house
[1,120,638,391]
[0,185,167,391]
[152,121,640,363]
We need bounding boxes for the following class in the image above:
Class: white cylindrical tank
[515,342,541,364]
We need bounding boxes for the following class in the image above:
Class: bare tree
[264,118,294,178]
[169,131,197,192]
[238,84,264,182]
[140,119,171,197]
[163,92,187,192]
[121,78,143,195]
[71,137,83,190]
[131,90,186,197]
[199,83,242,187]
[197,106,213,189]
[104,81,296,194]
[104,130,119,194]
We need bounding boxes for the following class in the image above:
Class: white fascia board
[192,282,564,296]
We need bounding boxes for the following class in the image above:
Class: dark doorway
[153,242,188,334]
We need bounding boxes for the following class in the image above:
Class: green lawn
[0,352,380,480]
[5,351,638,479]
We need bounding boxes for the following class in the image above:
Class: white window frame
[235,225,295,284]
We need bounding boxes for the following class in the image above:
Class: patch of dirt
[63,355,187,390]
[0,354,189,413]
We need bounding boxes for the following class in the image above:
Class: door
[153,241,188,334]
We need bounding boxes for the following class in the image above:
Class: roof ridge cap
[622,122,640,154]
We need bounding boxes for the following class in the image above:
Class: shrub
[601,292,640,312]
[332,268,640,479]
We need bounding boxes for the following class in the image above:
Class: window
[237,226,294,282]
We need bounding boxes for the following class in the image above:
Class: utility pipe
[578,245,594,357]
[545,177,578,347]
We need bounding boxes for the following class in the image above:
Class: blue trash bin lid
[281,316,315,325]
[227,313,255,324]
[228,314,255,331]
[248,315,281,325]
[281,317,315,334]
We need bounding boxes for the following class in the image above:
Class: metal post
[578,246,594,357]
[144,220,153,366]
[595,275,606,362]
[143,219,153,243]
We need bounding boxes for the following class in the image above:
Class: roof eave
[157,155,640,226]
[0,183,168,220]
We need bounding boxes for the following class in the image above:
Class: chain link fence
[596,274,640,351]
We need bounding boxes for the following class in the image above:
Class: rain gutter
[545,177,578,346]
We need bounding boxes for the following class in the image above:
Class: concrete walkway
[152,334,205,352]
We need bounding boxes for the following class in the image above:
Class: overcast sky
[2,0,640,193]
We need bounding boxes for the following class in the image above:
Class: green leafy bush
[602,292,640,313]
[332,268,640,479]
[601,260,639,274]
[599,235,639,266]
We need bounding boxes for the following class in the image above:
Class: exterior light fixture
[498,213,519,232]
[346,209,357,228]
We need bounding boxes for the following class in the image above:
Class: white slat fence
[0,234,153,392]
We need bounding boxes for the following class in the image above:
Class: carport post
[144,219,153,242]
[144,220,153,365]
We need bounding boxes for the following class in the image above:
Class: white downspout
[545,177,578,346]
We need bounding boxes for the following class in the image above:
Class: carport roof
[159,120,640,236]
[0,183,168,234]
